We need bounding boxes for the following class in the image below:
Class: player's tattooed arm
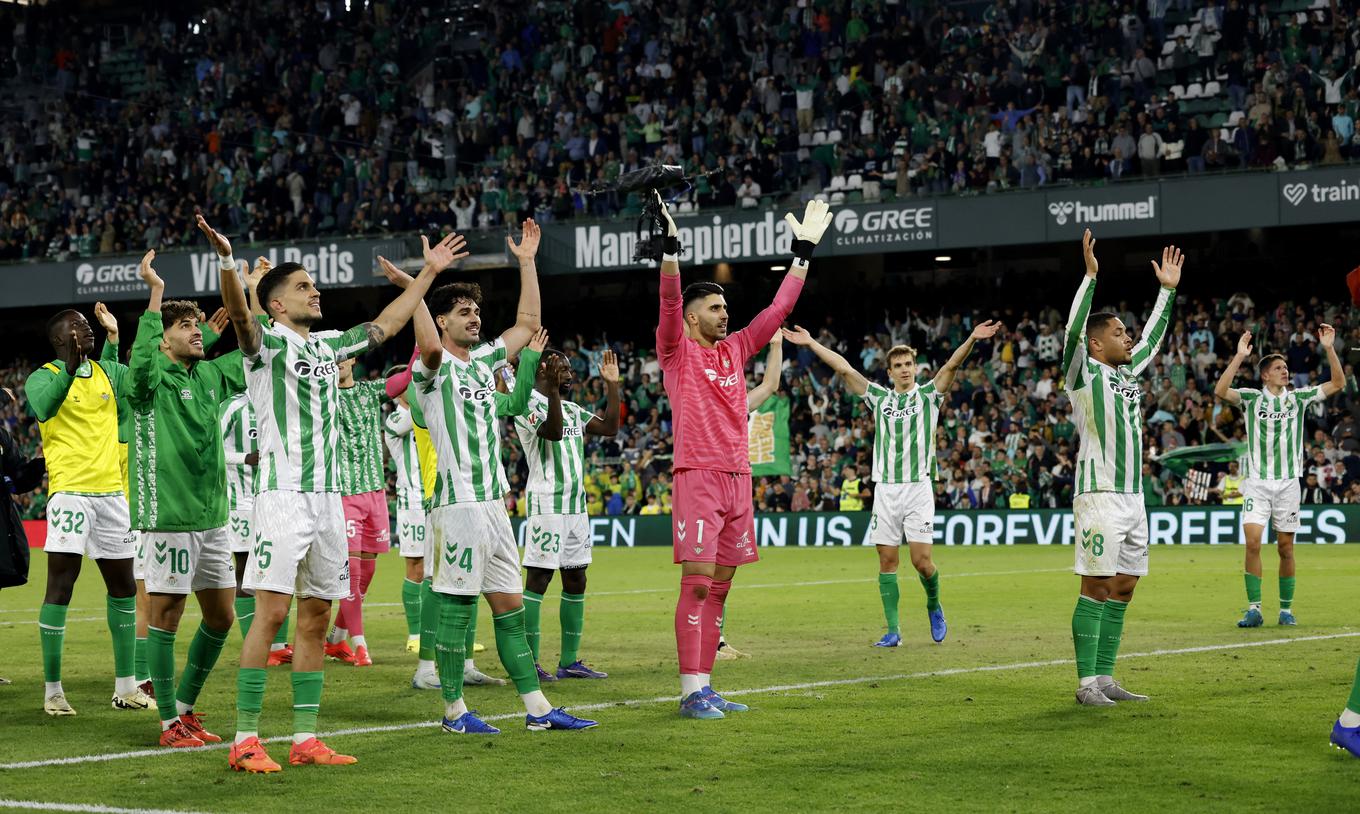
[782,325,869,396]
[586,349,622,436]
[1213,331,1250,405]
[198,212,263,355]
[934,320,1002,394]
[363,322,387,349]
[1319,323,1345,397]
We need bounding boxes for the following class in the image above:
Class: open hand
[506,219,541,261]
[423,231,471,272]
[1082,228,1098,277]
[781,325,814,346]
[1319,323,1336,345]
[195,211,232,257]
[206,308,229,335]
[528,327,550,354]
[1235,331,1253,358]
[138,250,164,289]
[653,191,678,237]
[1152,245,1183,288]
[377,255,415,290]
[600,349,619,383]
[93,302,117,336]
[971,320,1004,341]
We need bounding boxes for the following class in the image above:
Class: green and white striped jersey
[337,379,387,496]
[514,390,598,515]
[245,322,370,493]
[220,393,257,510]
[383,405,422,512]
[1234,386,1324,480]
[1062,276,1175,495]
[862,380,942,483]
[411,340,510,508]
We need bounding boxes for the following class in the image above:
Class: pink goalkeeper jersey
[657,270,804,473]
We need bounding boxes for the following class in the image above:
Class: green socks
[465,605,479,655]
[148,627,178,722]
[135,636,149,683]
[919,568,941,612]
[235,595,255,639]
[560,592,585,668]
[435,594,475,703]
[878,573,900,635]
[1279,576,1296,610]
[107,595,136,679]
[1347,657,1360,716]
[402,579,423,637]
[291,671,324,735]
[236,667,267,733]
[1095,599,1128,677]
[1072,596,1104,679]
[419,579,438,662]
[492,607,540,695]
[1244,572,1262,606]
[175,624,229,711]
[39,603,67,682]
[274,612,290,645]
[523,590,545,663]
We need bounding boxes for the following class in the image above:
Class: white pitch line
[4,630,1356,771]
[0,568,1071,622]
[0,800,208,814]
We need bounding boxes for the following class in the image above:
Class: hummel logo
[677,521,687,542]
[686,614,701,625]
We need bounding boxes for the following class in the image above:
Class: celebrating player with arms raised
[655,193,832,720]
[1064,230,1181,707]
[200,213,464,772]
[1214,327,1343,627]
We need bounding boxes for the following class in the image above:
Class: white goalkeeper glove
[783,199,833,261]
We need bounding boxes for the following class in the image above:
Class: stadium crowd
[8,290,1358,522]
[0,0,1359,261]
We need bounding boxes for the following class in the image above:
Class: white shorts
[1241,478,1301,533]
[428,500,521,596]
[142,527,236,594]
[228,504,255,554]
[44,493,135,560]
[869,482,937,546]
[396,507,429,558]
[1073,492,1149,577]
[242,491,351,601]
[523,513,593,569]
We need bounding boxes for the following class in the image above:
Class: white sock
[697,672,712,690]
[464,658,476,671]
[161,718,176,731]
[327,626,348,645]
[115,675,136,696]
[521,689,552,717]
[234,730,258,745]
[1340,709,1360,728]
[269,642,287,652]
[444,699,468,720]
[1249,602,1261,611]
[1079,676,1098,689]
[1095,674,1114,687]
[352,635,367,649]
[680,673,704,697]
[176,701,193,716]
[417,659,436,673]
[45,681,64,696]
[293,732,315,745]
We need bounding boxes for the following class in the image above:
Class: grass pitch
[1,544,1358,813]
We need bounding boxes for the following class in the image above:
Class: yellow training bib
[39,361,122,495]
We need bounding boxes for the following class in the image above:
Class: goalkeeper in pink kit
[652,192,833,719]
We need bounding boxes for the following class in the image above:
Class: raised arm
[728,200,833,358]
[386,345,420,400]
[1063,229,1098,389]
[934,320,1003,394]
[1319,323,1345,397]
[1214,331,1251,405]
[655,194,685,365]
[746,335,783,412]
[498,219,543,357]
[495,329,548,417]
[128,251,167,403]
[586,348,621,436]
[782,325,869,396]
[377,255,443,372]
[536,355,566,442]
[201,307,228,352]
[198,212,262,356]
[368,233,470,350]
[1129,244,1182,376]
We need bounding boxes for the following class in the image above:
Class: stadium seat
[1202,80,1221,97]
[1227,110,1245,127]
[1169,85,1187,100]
[797,147,810,161]
[828,129,843,144]
[846,173,863,190]
[798,132,811,146]
[677,201,694,213]
[1184,82,1204,99]
[829,191,846,205]
[828,175,846,192]
[1207,112,1229,129]
[1171,24,1189,40]
[812,131,827,145]
[1160,40,1176,56]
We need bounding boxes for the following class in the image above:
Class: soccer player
[655,193,833,720]
[26,302,143,716]
[323,357,392,667]
[1063,230,1182,707]
[200,213,465,772]
[126,251,247,747]
[402,219,597,733]
[382,365,427,655]
[1213,326,1343,627]
[514,348,621,681]
[781,319,1001,647]
[715,334,785,662]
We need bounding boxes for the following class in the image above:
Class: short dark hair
[161,300,199,330]
[682,281,724,312]
[1256,353,1285,374]
[428,282,483,320]
[45,309,81,344]
[256,262,308,319]
[1085,312,1119,336]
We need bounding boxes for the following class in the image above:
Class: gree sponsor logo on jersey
[704,369,740,387]
[1257,406,1298,420]
[1105,379,1142,401]
[561,424,584,438]
[880,401,923,420]
[1047,195,1156,226]
[293,359,339,379]
[456,385,495,402]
